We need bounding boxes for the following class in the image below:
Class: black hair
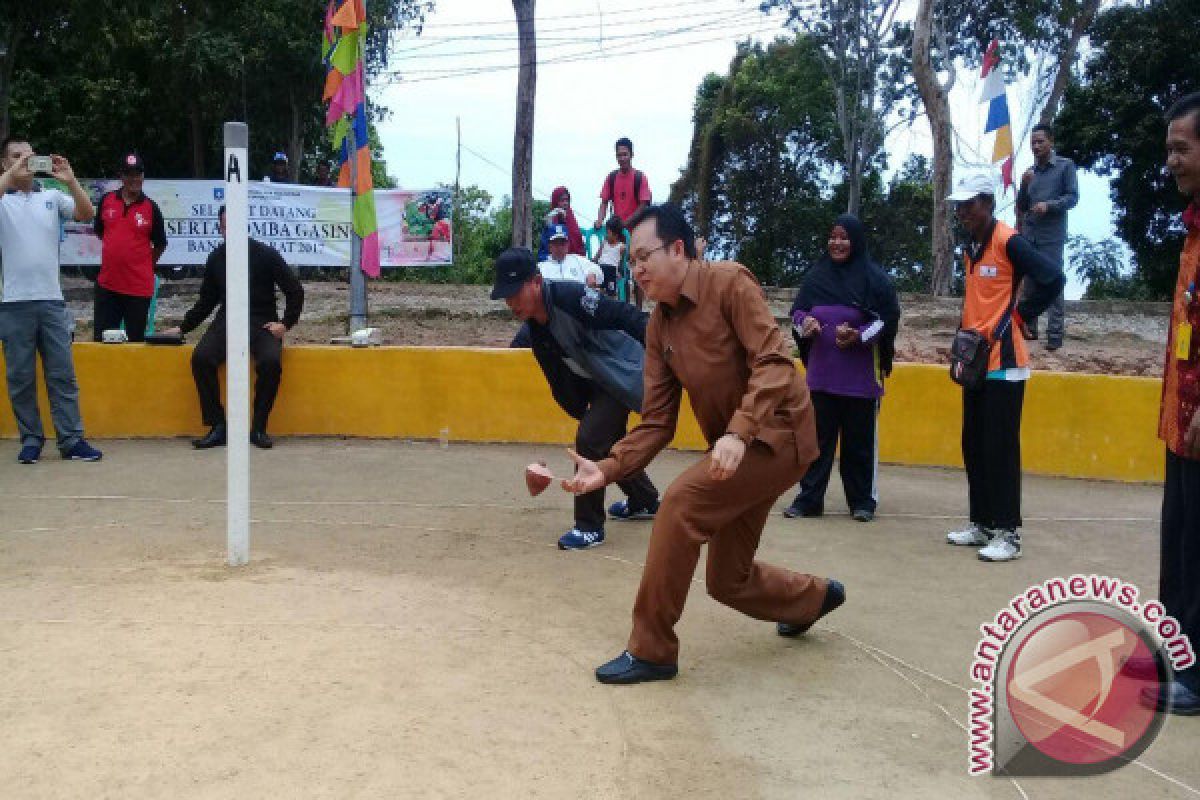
[1167,92,1200,139]
[1031,124,1054,140]
[604,216,623,235]
[615,137,634,155]
[218,204,226,216]
[0,134,31,157]
[625,203,697,259]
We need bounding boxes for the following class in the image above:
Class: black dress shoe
[1139,680,1200,715]
[191,424,227,449]
[250,429,274,449]
[595,651,678,685]
[783,502,823,519]
[777,579,845,637]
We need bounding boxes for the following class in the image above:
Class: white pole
[224,122,250,567]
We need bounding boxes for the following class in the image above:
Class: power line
[407,0,764,31]
[460,143,553,200]
[380,22,778,86]
[388,9,764,61]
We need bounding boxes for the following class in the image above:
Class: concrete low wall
[0,344,1165,482]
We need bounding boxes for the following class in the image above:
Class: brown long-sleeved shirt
[598,259,818,483]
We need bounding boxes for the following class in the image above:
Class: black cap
[490,247,537,300]
[119,153,145,173]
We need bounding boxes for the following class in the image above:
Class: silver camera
[27,155,53,175]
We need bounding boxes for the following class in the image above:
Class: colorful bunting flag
[979,40,1015,194]
[323,0,380,277]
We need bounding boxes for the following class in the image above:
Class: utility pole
[511,0,536,249]
[454,116,461,262]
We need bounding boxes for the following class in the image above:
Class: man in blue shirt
[1016,124,1078,351]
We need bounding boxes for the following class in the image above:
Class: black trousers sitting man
[163,205,304,449]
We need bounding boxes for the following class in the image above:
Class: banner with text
[61,181,452,268]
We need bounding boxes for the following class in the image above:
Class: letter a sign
[227,154,242,183]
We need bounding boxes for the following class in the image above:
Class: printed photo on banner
[59,180,452,269]
[376,189,454,266]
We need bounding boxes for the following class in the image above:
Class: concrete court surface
[0,438,1195,800]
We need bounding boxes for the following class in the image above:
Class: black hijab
[790,213,901,374]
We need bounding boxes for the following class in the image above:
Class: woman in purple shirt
[784,214,901,522]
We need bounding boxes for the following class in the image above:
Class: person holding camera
[0,135,102,464]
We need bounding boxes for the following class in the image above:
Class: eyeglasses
[629,243,669,267]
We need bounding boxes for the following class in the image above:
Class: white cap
[947,172,995,202]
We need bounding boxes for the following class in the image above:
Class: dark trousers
[791,391,879,513]
[962,380,1025,530]
[1161,449,1200,689]
[93,285,151,342]
[573,389,658,531]
[1020,241,1066,344]
[191,322,283,430]
[629,439,828,664]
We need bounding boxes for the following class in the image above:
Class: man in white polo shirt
[0,135,102,464]
[539,224,603,287]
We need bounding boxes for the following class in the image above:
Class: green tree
[1056,0,1199,298]
[1068,235,1155,300]
[5,1,431,180]
[670,37,841,285]
[764,0,906,216]
[858,154,935,292]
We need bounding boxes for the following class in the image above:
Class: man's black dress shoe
[1140,680,1200,716]
[250,429,274,449]
[191,424,227,449]
[595,651,678,685]
[777,579,845,637]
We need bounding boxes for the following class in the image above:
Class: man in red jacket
[92,153,167,342]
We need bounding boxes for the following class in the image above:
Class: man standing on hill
[1016,124,1077,351]
[595,137,652,308]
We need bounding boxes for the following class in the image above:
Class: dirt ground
[62,278,1170,377]
[0,439,1195,799]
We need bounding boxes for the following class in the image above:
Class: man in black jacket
[163,206,304,450]
[492,247,659,550]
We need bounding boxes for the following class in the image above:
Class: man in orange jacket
[944,172,1064,562]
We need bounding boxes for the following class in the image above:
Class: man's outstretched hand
[561,448,607,495]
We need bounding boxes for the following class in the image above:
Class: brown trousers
[627,439,829,665]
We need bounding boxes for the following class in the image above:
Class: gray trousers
[0,301,85,452]
[1021,239,1066,344]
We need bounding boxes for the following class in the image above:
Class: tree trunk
[189,99,205,178]
[847,151,862,216]
[511,0,536,249]
[288,88,303,182]
[0,25,20,143]
[912,0,955,296]
[1038,0,1101,127]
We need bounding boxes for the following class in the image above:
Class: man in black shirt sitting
[163,206,305,449]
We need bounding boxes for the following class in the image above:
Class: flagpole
[348,118,367,332]
[347,0,368,332]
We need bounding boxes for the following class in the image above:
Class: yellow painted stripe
[0,345,1164,482]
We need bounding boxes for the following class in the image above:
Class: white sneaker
[946,523,991,546]
[978,529,1022,562]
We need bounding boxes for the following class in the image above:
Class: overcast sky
[375,0,1117,298]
